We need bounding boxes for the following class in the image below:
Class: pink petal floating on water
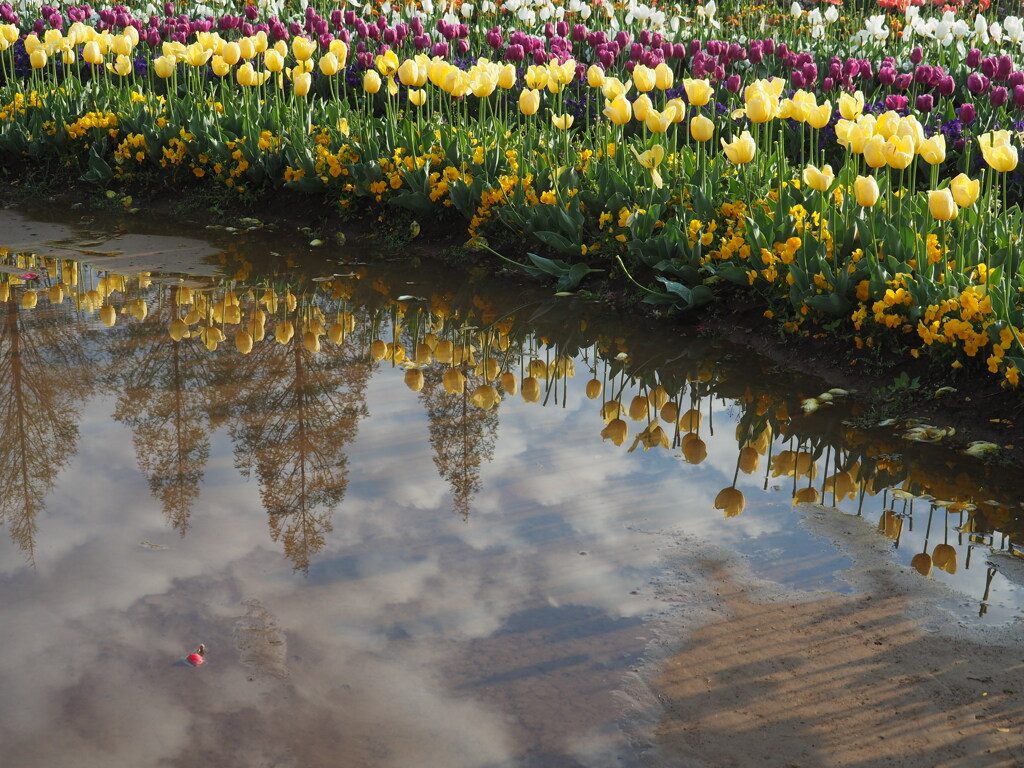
[19,273,39,279]
[187,653,204,666]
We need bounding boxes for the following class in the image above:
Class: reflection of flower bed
[2,1,1024,392]
[1,244,1021,595]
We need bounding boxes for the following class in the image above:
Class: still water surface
[1,207,1022,767]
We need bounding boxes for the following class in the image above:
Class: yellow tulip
[263,48,284,72]
[363,70,382,94]
[318,52,340,76]
[238,37,256,60]
[329,39,348,67]
[807,102,831,130]
[292,35,316,62]
[235,61,256,86]
[665,98,686,123]
[853,175,879,207]
[83,40,102,65]
[112,34,133,56]
[497,63,516,89]
[883,135,914,170]
[601,76,630,100]
[654,62,673,90]
[551,113,574,130]
[838,90,864,120]
[29,48,47,69]
[690,114,714,142]
[602,93,631,125]
[682,78,713,106]
[875,110,901,139]
[472,384,501,410]
[714,487,745,518]
[721,131,756,164]
[744,88,776,123]
[802,163,834,193]
[632,64,655,93]
[222,41,240,65]
[896,115,924,152]
[470,71,497,98]
[22,290,37,309]
[408,88,426,106]
[919,134,946,166]
[631,143,666,189]
[518,88,540,115]
[862,135,887,168]
[586,63,605,88]
[949,173,980,208]
[644,108,672,134]
[184,42,212,67]
[397,58,421,86]
[979,131,1019,172]
[632,93,652,122]
[928,188,959,221]
[99,304,116,327]
[404,369,425,392]
[293,70,311,96]
[210,55,230,77]
[107,53,132,77]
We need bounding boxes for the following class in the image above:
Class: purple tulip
[916,94,934,112]
[672,43,686,59]
[506,43,524,62]
[726,74,741,93]
[762,38,775,56]
[991,86,1008,107]
[968,72,989,94]
[431,42,448,57]
[748,41,763,65]
[959,102,977,125]
[457,38,469,55]
[639,29,651,46]
[791,70,805,88]
[859,60,872,80]
[910,46,923,64]
[1010,70,1024,88]
[885,94,908,111]
[895,73,912,90]
[689,40,702,56]
[914,65,932,85]
[966,48,982,68]
[823,77,834,90]
[382,27,396,44]
[776,43,788,58]
[937,75,955,96]
[997,55,1013,81]
[982,57,997,78]
[1014,84,1024,107]
[486,27,502,48]
[573,24,587,42]
[629,42,642,61]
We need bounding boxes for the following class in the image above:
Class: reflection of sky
[2,271,1024,765]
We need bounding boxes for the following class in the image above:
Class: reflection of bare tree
[226,324,370,571]
[0,293,92,562]
[108,302,213,535]
[419,368,498,519]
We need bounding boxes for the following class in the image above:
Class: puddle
[1,206,1023,767]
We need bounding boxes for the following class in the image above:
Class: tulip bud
[928,188,959,221]
[949,173,979,208]
[853,175,879,207]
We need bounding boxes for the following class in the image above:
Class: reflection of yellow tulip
[443,368,466,394]
[100,304,116,327]
[681,434,707,464]
[628,395,649,421]
[522,376,541,402]
[738,446,760,474]
[911,552,933,577]
[660,402,679,423]
[721,131,756,164]
[472,385,501,410]
[500,371,518,396]
[932,543,957,574]
[22,290,38,309]
[235,330,253,354]
[928,188,958,221]
[714,487,745,518]
[601,400,621,421]
[949,173,979,208]
[679,408,701,432]
[169,318,189,341]
[275,320,294,344]
[369,339,387,360]
[405,369,424,392]
[793,487,820,504]
[601,418,627,446]
[877,510,902,540]
[585,379,602,399]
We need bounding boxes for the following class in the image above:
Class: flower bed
[1,0,1023,387]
